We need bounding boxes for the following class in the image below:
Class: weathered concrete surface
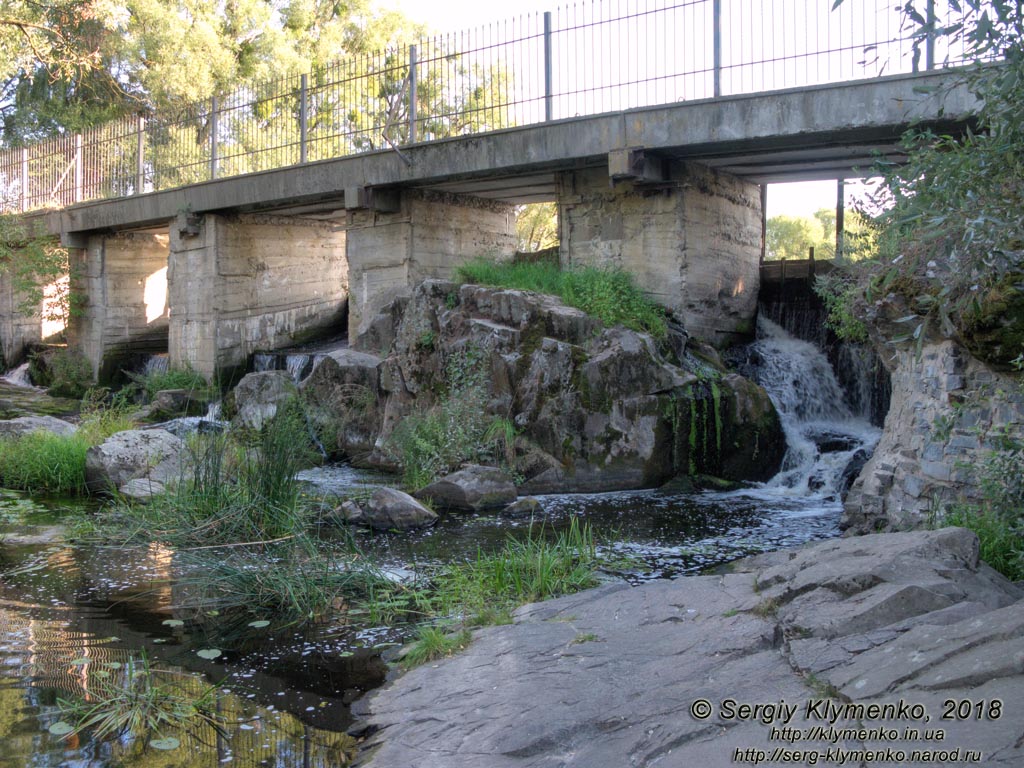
[355,528,1023,767]
[346,190,515,342]
[168,212,347,380]
[844,335,1024,532]
[67,230,169,381]
[560,163,761,346]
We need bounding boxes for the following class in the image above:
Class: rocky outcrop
[416,465,518,511]
[843,337,1024,532]
[0,414,78,437]
[355,528,1024,767]
[232,371,297,431]
[357,280,784,493]
[334,487,438,531]
[85,428,186,492]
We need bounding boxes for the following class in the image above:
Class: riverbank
[352,528,1024,767]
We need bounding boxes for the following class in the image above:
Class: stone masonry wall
[347,190,516,346]
[558,162,762,346]
[843,339,1024,532]
[169,213,347,380]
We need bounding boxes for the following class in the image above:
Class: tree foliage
[832,0,1024,362]
[516,202,558,252]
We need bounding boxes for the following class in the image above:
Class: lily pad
[48,722,75,736]
[247,620,270,628]
[150,737,181,750]
[162,619,184,628]
[196,648,222,660]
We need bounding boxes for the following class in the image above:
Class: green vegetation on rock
[455,258,667,339]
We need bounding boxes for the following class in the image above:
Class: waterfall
[733,317,880,499]
[141,354,169,377]
[1,362,35,388]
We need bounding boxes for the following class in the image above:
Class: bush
[456,258,667,339]
[30,348,93,398]
[132,364,208,402]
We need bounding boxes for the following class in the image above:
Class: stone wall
[558,162,762,346]
[843,339,1024,532]
[169,213,348,380]
[69,231,169,381]
[347,190,516,347]
[0,267,46,368]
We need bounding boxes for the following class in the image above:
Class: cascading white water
[1,362,35,388]
[738,317,880,498]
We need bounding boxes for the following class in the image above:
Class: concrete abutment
[558,161,762,346]
[168,213,348,382]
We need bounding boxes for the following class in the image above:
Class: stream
[0,321,881,766]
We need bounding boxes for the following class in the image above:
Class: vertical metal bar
[20,148,28,211]
[925,0,936,70]
[74,134,83,203]
[136,116,145,193]
[713,0,722,97]
[210,96,219,180]
[759,183,768,264]
[836,178,845,259]
[544,11,553,121]
[408,45,418,144]
[300,73,309,163]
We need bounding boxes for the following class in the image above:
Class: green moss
[688,388,697,476]
[711,380,722,456]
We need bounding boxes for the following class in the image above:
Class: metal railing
[0,0,976,213]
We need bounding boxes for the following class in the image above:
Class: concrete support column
[346,190,516,346]
[557,161,762,346]
[168,213,348,382]
[67,231,170,382]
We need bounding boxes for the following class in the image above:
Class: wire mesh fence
[0,0,978,213]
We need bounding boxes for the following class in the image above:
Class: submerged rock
[356,528,1024,767]
[415,465,517,510]
[85,428,185,493]
[334,487,437,531]
[501,497,544,518]
[0,414,78,437]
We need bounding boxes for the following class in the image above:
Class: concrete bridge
[8,67,978,381]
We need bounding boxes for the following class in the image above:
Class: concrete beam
[608,148,665,184]
[46,70,978,237]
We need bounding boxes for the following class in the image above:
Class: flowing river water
[0,321,881,766]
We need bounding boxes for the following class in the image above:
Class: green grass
[943,506,1024,582]
[402,627,473,668]
[456,258,667,339]
[0,431,89,494]
[429,517,599,623]
[55,655,223,746]
[134,365,209,401]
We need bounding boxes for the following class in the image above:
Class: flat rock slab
[355,528,1024,767]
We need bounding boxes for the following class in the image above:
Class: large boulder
[85,428,185,492]
[0,415,78,437]
[299,349,384,460]
[416,465,517,510]
[232,371,297,431]
[335,487,437,531]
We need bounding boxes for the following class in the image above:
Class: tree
[765,214,823,261]
[516,203,558,252]
[832,0,1024,364]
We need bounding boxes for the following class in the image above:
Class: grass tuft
[0,431,89,494]
[402,627,472,668]
[456,258,667,339]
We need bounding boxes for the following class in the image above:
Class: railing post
[74,134,83,204]
[136,116,146,194]
[300,73,309,163]
[408,45,418,144]
[544,12,553,121]
[713,0,722,97]
[836,178,845,260]
[210,96,219,180]
[20,148,28,212]
[925,0,936,70]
